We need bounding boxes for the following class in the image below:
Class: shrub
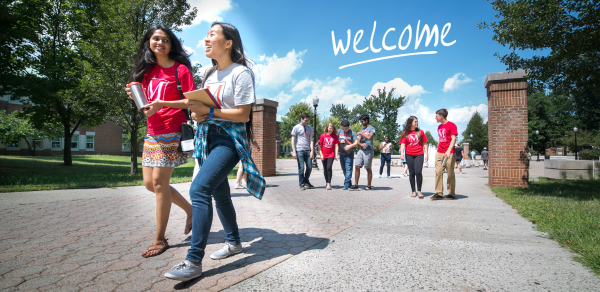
[579,148,600,160]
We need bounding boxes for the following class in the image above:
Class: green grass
[0,155,238,192]
[491,178,600,274]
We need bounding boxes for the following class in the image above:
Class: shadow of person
[171,227,329,289]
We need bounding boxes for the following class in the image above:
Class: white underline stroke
[339,51,438,69]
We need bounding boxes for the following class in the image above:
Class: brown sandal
[141,239,169,258]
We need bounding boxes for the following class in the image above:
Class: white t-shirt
[203,63,255,122]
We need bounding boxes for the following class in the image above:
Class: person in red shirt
[432,108,458,200]
[399,116,429,198]
[318,123,340,190]
[125,26,195,257]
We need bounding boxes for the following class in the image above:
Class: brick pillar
[484,70,529,187]
[463,143,470,157]
[252,99,278,177]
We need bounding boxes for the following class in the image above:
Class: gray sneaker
[163,260,202,281]
[299,184,306,190]
[210,242,242,260]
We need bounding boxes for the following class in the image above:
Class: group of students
[125,22,265,282]
[291,108,460,200]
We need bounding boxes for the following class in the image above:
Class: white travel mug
[127,82,149,112]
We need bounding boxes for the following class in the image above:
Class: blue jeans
[380,153,391,177]
[186,125,241,264]
[296,150,312,185]
[339,152,354,187]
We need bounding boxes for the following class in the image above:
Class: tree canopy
[462,111,488,153]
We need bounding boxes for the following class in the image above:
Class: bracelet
[207,107,214,119]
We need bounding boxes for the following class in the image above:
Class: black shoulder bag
[175,64,195,154]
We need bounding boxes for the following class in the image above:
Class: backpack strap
[175,64,192,122]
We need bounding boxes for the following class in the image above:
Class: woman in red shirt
[125,26,195,257]
[399,116,429,198]
[318,123,340,190]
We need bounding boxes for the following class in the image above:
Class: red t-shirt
[437,121,458,153]
[318,133,340,159]
[399,129,428,156]
[142,62,197,135]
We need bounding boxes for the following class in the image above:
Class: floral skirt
[142,132,188,167]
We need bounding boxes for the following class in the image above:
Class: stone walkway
[0,159,411,291]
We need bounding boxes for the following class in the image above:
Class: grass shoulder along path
[491,178,600,274]
[0,155,238,193]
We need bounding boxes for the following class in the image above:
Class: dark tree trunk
[130,107,139,175]
[63,123,72,166]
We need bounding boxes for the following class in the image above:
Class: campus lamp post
[312,96,319,169]
[535,130,540,161]
[574,127,578,160]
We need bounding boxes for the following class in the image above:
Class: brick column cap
[255,98,278,108]
[484,70,527,88]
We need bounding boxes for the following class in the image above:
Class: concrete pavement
[1,159,598,291]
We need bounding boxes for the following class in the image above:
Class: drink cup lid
[127,82,142,88]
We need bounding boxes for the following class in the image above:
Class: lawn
[0,155,238,193]
[491,178,600,274]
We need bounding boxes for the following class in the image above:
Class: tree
[280,102,314,145]
[478,0,600,128]
[0,110,61,155]
[462,111,488,152]
[7,0,110,166]
[82,0,196,175]
[330,104,351,122]
[424,131,438,147]
[356,87,408,148]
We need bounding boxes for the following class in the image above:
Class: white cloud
[188,0,233,27]
[370,78,430,98]
[447,104,488,124]
[443,73,473,92]
[183,45,196,56]
[293,77,365,111]
[197,40,205,49]
[271,91,294,110]
[253,50,306,88]
[397,98,437,127]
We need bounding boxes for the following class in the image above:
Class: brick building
[1,95,141,156]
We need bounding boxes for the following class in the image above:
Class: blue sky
[176,0,526,140]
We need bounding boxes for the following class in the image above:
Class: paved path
[0,159,410,291]
[1,159,598,291]
[228,162,600,291]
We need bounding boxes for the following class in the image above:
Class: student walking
[291,113,315,190]
[399,116,428,198]
[318,123,340,190]
[379,136,393,178]
[455,142,464,174]
[481,147,489,170]
[125,25,194,258]
[432,109,458,200]
[353,115,376,190]
[338,120,358,190]
[163,22,265,282]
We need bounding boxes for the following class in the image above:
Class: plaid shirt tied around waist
[193,120,265,200]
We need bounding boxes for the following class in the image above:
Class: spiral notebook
[183,88,222,109]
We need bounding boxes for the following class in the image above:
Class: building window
[51,138,62,150]
[32,138,42,149]
[71,135,79,150]
[7,139,20,149]
[85,135,95,151]
[121,136,131,151]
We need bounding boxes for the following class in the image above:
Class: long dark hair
[399,116,423,145]
[209,22,252,69]
[130,25,193,82]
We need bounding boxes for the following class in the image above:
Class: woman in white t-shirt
[164,22,265,282]
[379,136,393,178]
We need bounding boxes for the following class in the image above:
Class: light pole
[535,130,540,161]
[312,96,319,169]
[573,127,578,160]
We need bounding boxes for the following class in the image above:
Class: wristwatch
[207,107,214,119]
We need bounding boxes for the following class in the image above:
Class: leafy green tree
[0,110,62,155]
[355,87,407,146]
[478,0,599,130]
[330,104,352,122]
[424,130,438,147]
[81,0,196,175]
[7,0,110,165]
[280,102,314,145]
[462,111,488,152]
